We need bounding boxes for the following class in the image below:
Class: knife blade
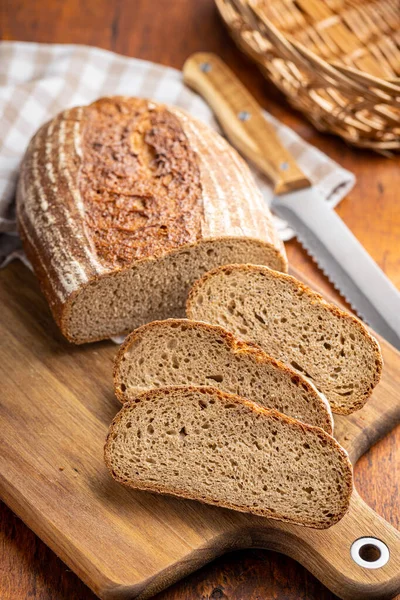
[272,187,400,348]
[183,52,400,349]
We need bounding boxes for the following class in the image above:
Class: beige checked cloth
[0,41,355,267]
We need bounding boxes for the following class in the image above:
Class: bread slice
[186,265,383,414]
[17,96,286,344]
[114,319,333,433]
[104,387,352,528]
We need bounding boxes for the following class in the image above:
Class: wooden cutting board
[1,261,399,600]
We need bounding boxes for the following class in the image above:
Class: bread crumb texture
[114,319,333,433]
[104,387,352,529]
[186,265,382,414]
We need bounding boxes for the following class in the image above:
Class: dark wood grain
[0,1,399,599]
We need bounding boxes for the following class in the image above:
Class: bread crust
[16,97,287,343]
[104,386,353,529]
[186,264,383,414]
[113,318,333,433]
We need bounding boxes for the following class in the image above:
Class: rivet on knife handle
[183,52,311,195]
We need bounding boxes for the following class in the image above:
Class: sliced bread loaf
[17,97,286,344]
[186,265,383,414]
[104,387,353,528]
[114,319,333,433]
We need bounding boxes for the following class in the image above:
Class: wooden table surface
[0,1,399,599]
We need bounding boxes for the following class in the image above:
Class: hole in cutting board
[350,537,390,569]
[359,544,381,562]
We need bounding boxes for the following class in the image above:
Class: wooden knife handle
[183,52,311,195]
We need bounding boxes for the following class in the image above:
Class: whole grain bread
[186,264,382,414]
[104,386,353,528]
[16,96,287,344]
[114,319,333,433]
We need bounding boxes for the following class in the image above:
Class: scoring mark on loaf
[58,111,106,276]
[23,127,78,300]
[44,118,57,187]
[20,110,107,301]
[173,108,281,248]
[178,115,233,236]
[58,114,86,224]
[73,110,83,159]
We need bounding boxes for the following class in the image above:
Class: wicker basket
[215,0,400,151]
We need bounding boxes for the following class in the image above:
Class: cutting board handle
[245,490,400,600]
[182,52,311,195]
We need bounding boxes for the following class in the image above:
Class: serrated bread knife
[183,52,400,350]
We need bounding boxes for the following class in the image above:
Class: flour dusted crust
[16,97,287,343]
[169,107,283,246]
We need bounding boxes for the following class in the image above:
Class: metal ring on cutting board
[350,537,390,569]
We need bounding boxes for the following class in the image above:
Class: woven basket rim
[229,0,400,89]
[215,0,400,151]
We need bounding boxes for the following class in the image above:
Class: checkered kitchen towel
[0,41,355,267]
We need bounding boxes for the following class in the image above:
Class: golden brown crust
[104,386,353,529]
[186,264,383,414]
[170,107,287,267]
[79,98,203,268]
[112,318,333,434]
[16,97,287,343]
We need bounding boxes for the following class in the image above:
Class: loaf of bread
[186,264,382,414]
[16,96,287,343]
[104,386,352,528]
[114,319,333,432]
